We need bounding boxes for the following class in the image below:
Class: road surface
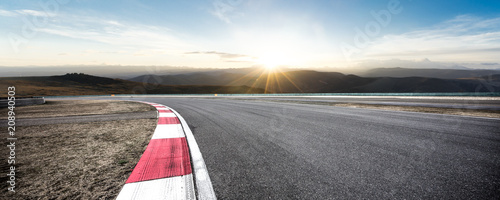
[89,97,500,198]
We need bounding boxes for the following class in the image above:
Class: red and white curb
[116,102,216,200]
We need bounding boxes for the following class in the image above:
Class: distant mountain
[0,65,229,79]
[130,69,500,93]
[2,71,498,97]
[485,74,500,81]
[0,73,264,97]
[359,68,500,79]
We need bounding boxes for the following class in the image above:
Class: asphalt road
[41,96,497,199]
[97,97,498,199]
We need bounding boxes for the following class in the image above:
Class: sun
[256,53,289,70]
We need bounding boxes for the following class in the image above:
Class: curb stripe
[170,108,217,199]
[126,138,192,183]
[117,101,215,200]
[151,124,185,139]
[158,117,180,124]
[117,174,195,200]
[159,112,177,117]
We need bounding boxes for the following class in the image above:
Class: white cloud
[35,13,194,54]
[359,15,500,63]
[0,9,56,17]
[185,51,256,62]
[210,0,245,23]
[0,9,17,17]
[355,58,468,69]
[211,9,231,23]
[16,9,56,17]
[354,58,500,70]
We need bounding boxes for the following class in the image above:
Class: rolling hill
[359,68,500,79]
[130,69,500,93]
[2,69,499,97]
[0,73,264,97]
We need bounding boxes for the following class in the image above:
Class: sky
[1,0,500,72]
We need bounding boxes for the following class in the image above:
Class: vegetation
[130,69,500,93]
[1,70,498,97]
[0,73,264,97]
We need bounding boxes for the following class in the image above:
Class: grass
[0,100,156,119]
[118,160,128,166]
[332,103,500,118]
[0,100,157,199]
[0,73,264,97]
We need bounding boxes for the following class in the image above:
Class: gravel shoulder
[0,100,156,119]
[332,103,500,118]
[0,100,156,199]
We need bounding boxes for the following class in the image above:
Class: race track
[103,97,500,199]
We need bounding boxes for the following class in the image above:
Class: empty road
[98,97,500,198]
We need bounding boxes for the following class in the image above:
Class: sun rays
[225,65,302,94]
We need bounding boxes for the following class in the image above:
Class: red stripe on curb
[158,109,173,113]
[154,105,167,108]
[158,117,180,124]
[126,138,192,183]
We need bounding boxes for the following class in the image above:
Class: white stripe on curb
[117,101,216,200]
[159,112,177,117]
[169,108,217,200]
[151,124,185,139]
[116,174,195,200]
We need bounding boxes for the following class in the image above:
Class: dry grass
[0,100,156,119]
[0,79,115,97]
[333,103,500,118]
[0,119,156,200]
[0,100,157,199]
[0,75,264,97]
[249,99,500,118]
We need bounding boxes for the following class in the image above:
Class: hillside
[359,68,500,79]
[2,70,499,97]
[0,73,264,97]
[130,69,500,93]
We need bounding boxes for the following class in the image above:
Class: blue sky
[1,0,500,71]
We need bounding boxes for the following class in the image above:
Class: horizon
[2,63,500,79]
[1,0,500,74]
[1,64,500,79]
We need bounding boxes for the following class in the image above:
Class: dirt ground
[333,103,500,118]
[0,100,156,119]
[0,101,157,199]
[252,99,500,119]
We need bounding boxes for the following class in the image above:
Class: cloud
[355,58,469,69]
[0,9,56,17]
[185,51,256,62]
[209,0,245,23]
[354,58,500,70]
[34,13,193,54]
[0,9,17,17]
[359,15,500,62]
[186,51,247,58]
[17,9,56,17]
[211,9,231,23]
